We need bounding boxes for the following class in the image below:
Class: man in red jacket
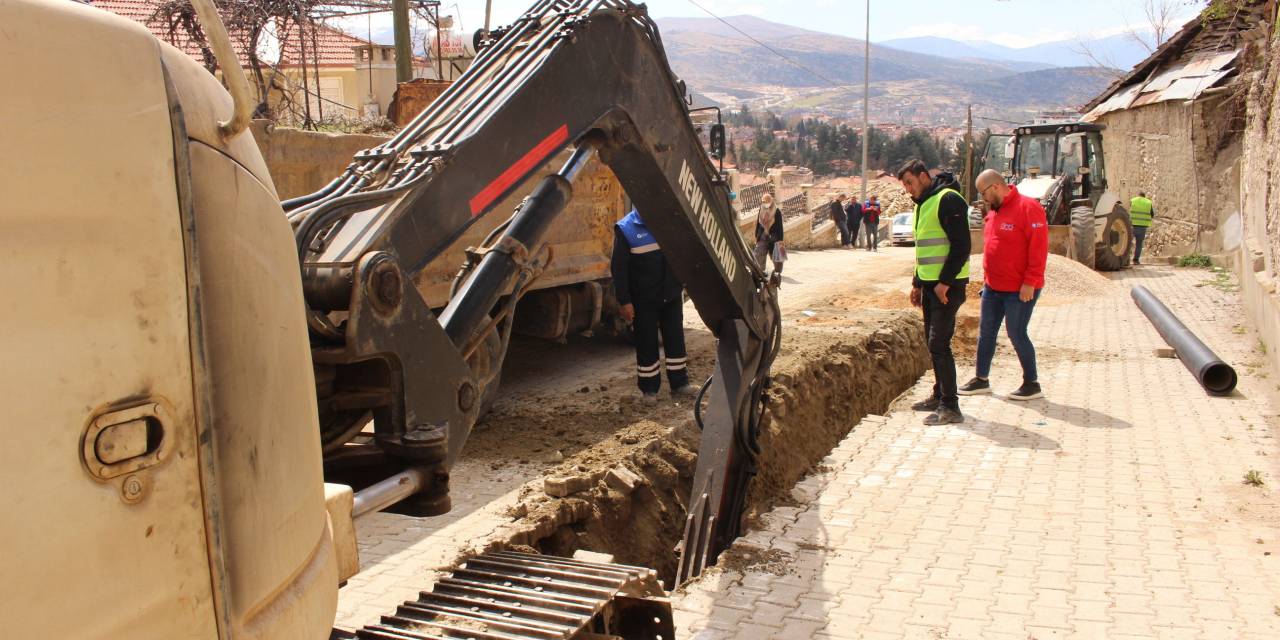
[958,169,1049,400]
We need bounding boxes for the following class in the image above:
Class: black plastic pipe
[1131,285,1238,395]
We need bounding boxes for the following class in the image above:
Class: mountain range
[880,35,1156,71]
[655,16,1118,126]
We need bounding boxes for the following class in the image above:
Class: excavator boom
[291,0,780,579]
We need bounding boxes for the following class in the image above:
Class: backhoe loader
[0,0,781,637]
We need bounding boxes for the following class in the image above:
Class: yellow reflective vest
[915,188,970,281]
[1130,196,1153,227]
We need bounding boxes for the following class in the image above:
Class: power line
[972,114,1023,126]
[683,0,845,88]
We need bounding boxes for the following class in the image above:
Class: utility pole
[860,0,870,206]
[433,3,443,81]
[964,104,974,202]
[484,0,493,34]
[392,0,412,82]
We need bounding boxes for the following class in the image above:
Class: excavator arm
[286,0,780,579]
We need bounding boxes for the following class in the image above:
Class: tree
[1072,0,1203,73]
[151,0,324,120]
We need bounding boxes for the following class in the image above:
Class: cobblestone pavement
[673,264,1280,639]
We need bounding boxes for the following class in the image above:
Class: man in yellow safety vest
[1129,192,1154,265]
[898,159,972,425]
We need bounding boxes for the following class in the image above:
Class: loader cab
[981,133,1014,178]
[1007,122,1108,215]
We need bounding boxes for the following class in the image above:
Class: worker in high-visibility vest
[1129,192,1155,265]
[898,159,972,425]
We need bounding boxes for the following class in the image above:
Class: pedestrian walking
[958,169,1048,401]
[1129,191,1155,265]
[898,159,971,425]
[753,193,785,276]
[830,194,851,247]
[845,196,864,249]
[862,195,882,252]
[611,208,696,405]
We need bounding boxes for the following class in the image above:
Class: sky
[344,0,1205,50]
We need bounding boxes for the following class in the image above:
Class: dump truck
[0,0,781,637]
[971,122,1134,270]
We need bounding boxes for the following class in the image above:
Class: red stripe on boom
[468,124,570,216]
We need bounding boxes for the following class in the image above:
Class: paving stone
[670,266,1280,640]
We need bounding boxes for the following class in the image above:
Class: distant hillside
[967,67,1120,106]
[656,16,1114,125]
[659,15,1036,89]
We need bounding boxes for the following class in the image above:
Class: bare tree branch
[1069,37,1126,77]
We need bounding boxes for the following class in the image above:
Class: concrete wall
[1095,97,1242,258]
[1235,27,1280,376]
[249,122,389,200]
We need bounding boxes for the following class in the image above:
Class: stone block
[605,466,643,494]
[544,474,594,497]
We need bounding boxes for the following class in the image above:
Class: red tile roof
[89,0,373,68]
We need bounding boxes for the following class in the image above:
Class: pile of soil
[968,254,1116,301]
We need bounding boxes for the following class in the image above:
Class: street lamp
[860,0,869,206]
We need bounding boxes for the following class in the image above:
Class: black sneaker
[911,396,940,412]
[923,406,964,425]
[957,377,992,396]
[1008,382,1043,401]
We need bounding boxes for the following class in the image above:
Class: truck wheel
[1094,205,1133,272]
[1070,205,1096,270]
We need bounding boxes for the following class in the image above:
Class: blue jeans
[975,286,1040,383]
[1133,225,1148,263]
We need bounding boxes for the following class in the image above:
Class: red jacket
[982,185,1049,291]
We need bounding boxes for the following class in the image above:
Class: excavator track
[344,551,675,640]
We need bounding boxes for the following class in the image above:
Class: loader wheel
[1094,205,1133,272]
[1069,205,1096,270]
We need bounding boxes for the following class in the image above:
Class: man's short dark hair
[1139,191,1146,197]
[897,159,929,180]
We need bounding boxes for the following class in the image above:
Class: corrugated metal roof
[1083,49,1239,120]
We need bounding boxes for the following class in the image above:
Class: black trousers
[921,284,967,410]
[634,297,689,393]
[835,218,851,246]
[864,221,879,250]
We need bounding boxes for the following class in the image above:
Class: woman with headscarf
[753,192,785,276]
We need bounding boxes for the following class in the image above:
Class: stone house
[1082,2,1271,258]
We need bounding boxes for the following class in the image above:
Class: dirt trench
[453,307,929,585]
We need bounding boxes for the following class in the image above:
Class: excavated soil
[448,299,928,585]
[456,255,1105,583]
